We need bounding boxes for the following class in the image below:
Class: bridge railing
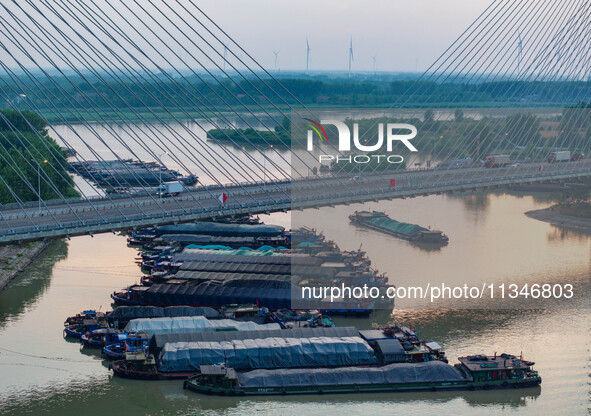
[0,178,292,212]
[1,167,589,239]
[0,196,290,237]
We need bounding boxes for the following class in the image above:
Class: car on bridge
[484,155,510,168]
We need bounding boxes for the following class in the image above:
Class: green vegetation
[0,109,78,204]
[205,102,589,167]
[550,186,591,219]
[4,75,591,123]
[207,117,290,146]
[331,105,586,162]
[552,201,591,219]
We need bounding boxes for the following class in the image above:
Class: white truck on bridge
[547,151,571,163]
[484,154,510,168]
[156,181,185,197]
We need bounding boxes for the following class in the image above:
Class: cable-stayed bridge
[2,160,591,243]
[0,0,591,243]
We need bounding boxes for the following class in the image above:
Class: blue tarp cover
[124,316,280,336]
[157,336,377,372]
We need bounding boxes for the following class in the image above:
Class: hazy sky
[0,0,499,74]
[196,0,495,72]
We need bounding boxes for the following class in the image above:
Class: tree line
[4,75,591,122]
[0,110,77,204]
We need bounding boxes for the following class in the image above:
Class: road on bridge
[1,159,590,242]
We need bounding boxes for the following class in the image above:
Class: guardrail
[1,167,590,243]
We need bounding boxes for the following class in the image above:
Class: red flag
[219,192,227,204]
[390,179,396,187]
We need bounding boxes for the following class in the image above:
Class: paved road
[1,159,590,242]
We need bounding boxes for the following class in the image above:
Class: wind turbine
[348,37,354,77]
[273,50,280,72]
[306,38,311,74]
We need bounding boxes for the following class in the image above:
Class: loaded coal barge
[349,211,449,245]
[184,353,540,396]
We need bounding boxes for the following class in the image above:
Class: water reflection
[0,239,67,328]
[450,191,491,212]
[0,195,589,416]
[0,376,542,416]
[546,227,591,242]
[191,388,542,411]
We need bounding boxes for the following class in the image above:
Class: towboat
[81,328,125,348]
[274,309,334,328]
[103,333,151,359]
[110,353,199,380]
[63,310,105,326]
[63,319,106,338]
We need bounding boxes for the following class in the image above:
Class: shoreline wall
[0,241,50,293]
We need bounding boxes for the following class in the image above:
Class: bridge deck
[1,160,590,243]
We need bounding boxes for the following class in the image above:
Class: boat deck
[458,356,531,371]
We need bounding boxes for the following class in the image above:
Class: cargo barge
[184,353,540,396]
[155,222,285,238]
[105,306,221,329]
[111,281,376,315]
[349,211,448,244]
[110,326,374,380]
[68,159,197,188]
[114,242,391,315]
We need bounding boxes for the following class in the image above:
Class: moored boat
[64,310,105,326]
[81,328,125,348]
[63,319,106,338]
[106,305,220,329]
[103,333,151,360]
[183,353,541,396]
[110,326,370,380]
[111,281,376,316]
[274,309,334,328]
[110,353,198,380]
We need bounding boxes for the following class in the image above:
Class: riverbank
[1,196,589,416]
[525,207,591,233]
[0,241,50,293]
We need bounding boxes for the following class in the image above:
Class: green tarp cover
[366,216,428,236]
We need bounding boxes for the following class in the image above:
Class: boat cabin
[195,365,238,389]
[458,354,536,382]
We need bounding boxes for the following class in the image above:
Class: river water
[0,191,589,416]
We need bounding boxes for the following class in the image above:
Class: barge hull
[109,361,198,380]
[350,219,417,241]
[185,378,541,396]
[111,293,373,316]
